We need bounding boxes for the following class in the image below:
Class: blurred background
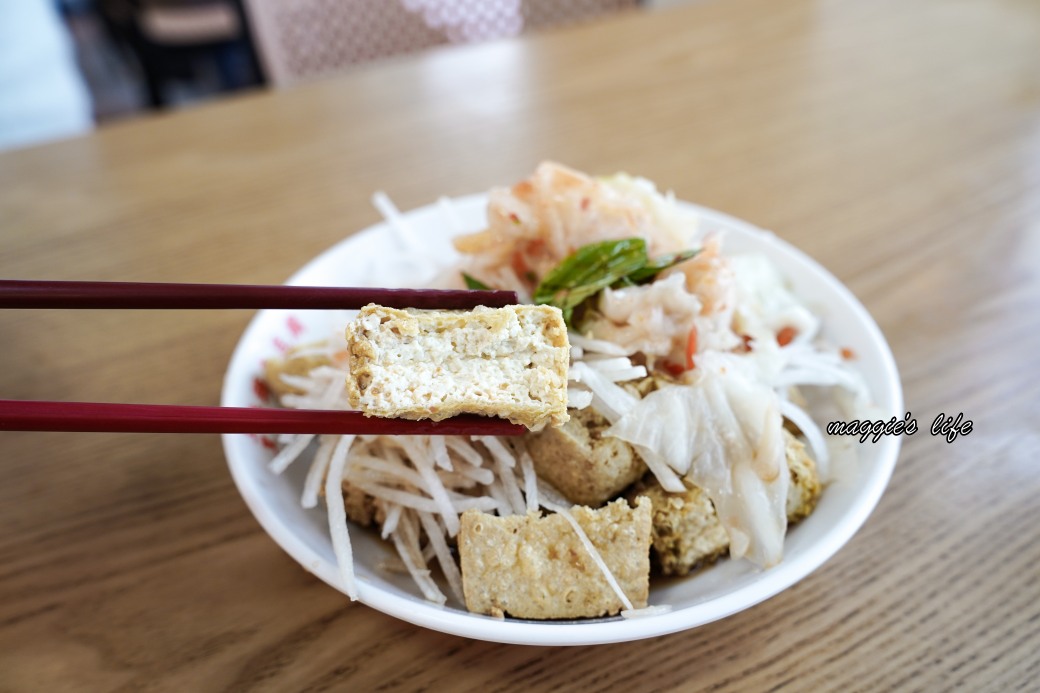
[0,0,691,152]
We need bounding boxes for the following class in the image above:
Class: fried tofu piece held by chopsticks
[344,304,570,431]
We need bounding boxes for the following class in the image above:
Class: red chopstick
[0,280,526,436]
[0,280,518,310]
[0,400,526,436]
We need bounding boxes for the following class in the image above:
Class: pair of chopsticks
[0,280,525,436]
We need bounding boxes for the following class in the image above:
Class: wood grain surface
[2,0,1038,689]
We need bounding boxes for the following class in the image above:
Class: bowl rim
[221,193,903,645]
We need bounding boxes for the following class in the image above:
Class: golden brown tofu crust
[345,304,570,430]
[632,429,822,576]
[342,480,384,528]
[784,432,822,523]
[634,480,730,576]
[458,498,652,619]
[525,406,647,507]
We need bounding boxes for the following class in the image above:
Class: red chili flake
[841,347,857,360]
[510,252,528,278]
[685,327,698,370]
[509,212,520,224]
[581,197,590,211]
[252,376,270,401]
[777,326,797,346]
[248,432,278,450]
[664,362,685,377]
[286,315,304,338]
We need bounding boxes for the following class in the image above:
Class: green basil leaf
[628,248,700,284]
[533,238,649,314]
[531,239,699,327]
[461,272,492,290]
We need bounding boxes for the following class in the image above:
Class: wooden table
[2,0,1038,689]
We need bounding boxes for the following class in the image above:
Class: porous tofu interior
[345,304,569,430]
[458,498,652,620]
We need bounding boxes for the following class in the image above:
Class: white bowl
[221,194,903,645]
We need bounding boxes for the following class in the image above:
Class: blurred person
[97,0,260,108]
[0,0,93,152]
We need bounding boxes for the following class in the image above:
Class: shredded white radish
[569,362,638,424]
[390,512,445,604]
[774,367,863,392]
[631,444,687,493]
[309,365,352,380]
[353,482,498,514]
[601,366,649,382]
[300,436,335,508]
[444,436,484,467]
[569,333,631,356]
[268,433,314,474]
[448,461,495,486]
[518,448,539,512]
[434,469,478,488]
[585,357,633,371]
[485,478,516,517]
[417,511,465,604]
[302,435,354,508]
[567,387,594,410]
[475,435,516,468]
[585,355,648,383]
[404,438,461,537]
[349,454,427,488]
[324,435,358,600]
[275,373,319,393]
[478,437,526,515]
[622,605,673,619]
[430,436,453,471]
[381,503,402,539]
[372,191,420,249]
